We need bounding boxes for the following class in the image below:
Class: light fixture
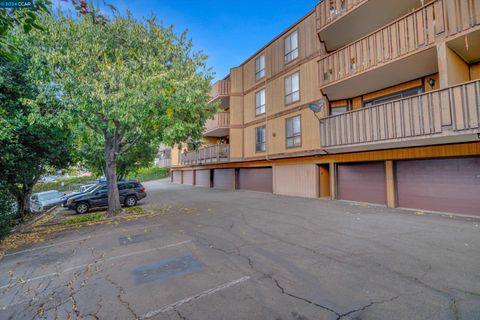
[428,78,436,89]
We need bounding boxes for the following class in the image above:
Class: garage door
[172,171,182,184]
[183,170,194,185]
[337,162,386,204]
[213,169,235,189]
[237,168,273,193]
[195,170,211,188]
[397,157,480,216]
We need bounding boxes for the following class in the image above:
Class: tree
[38,12,215,215]
[0,0,90,59]
[0,50,74,218]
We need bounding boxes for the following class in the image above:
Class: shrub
[33,176,97,193]
[0,184,17,239]
[127,167,169,182]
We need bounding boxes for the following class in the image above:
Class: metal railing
[179,144,230,165]
[320,80,480,148]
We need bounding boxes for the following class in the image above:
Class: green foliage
[34,11,215,213]
[127,167,169,182]
[33,176,96,193]
[61,212,104,225]
[0,183,16,239]
[0,30,74,217]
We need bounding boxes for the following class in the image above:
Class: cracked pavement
[1,179,479,319]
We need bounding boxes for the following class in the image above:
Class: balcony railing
[209,79,231,102]
[156,158,171,168]
[180,144,230,165]
[204,112,230,136]
[316,0,368,32]
[318,0,480,88]
[320,80,480,149]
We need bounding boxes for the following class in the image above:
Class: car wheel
[125,196,137,207]
[75,202,89,214]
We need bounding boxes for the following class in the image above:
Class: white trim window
[255,54,266,81]
[284,30,298,63]
[255,126,266,152]
[285,72,300,104]
[255,89,266,115]
[286,116,301,148]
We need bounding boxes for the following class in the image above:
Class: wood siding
[321,79,480,149]
[316,0,368,32]
[318,0,480,88]
[273,164,319,198]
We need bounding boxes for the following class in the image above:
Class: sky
[56,0,318,81]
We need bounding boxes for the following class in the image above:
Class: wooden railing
[209,79,231,101]
[318,0,480,87]
[316,0,368,31]
[320,80,480,148]
[156,158,171,168]
[205,112,230,133]
[180,144,230,165]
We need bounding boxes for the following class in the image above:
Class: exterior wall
[471,62,480,80]
[273,164,318,198]
[438,43,470,88]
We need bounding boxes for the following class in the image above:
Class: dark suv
[66,181,147,214]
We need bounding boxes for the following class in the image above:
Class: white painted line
[4,223,165,257]
[141,276,251,319]
[0,240,192,290]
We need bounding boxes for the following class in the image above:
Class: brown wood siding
[195,170,211,188]
[237,168,273,193]
[396,157,480,216]
[213,169,235,189]
[337,162,387,204]
[172,171,182,184]
[182,170,194,185]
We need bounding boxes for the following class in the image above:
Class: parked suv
[66,181,146,214]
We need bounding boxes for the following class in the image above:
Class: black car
[66,181,147,214]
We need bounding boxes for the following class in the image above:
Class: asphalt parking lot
[1,179,479,320]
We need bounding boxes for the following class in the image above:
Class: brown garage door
[237,168,273,193]
[337,162,386,205]
[397,157,480,216]
[172,171,182,184]
[195,170,211,188]
[183,170,194,185]
[213,169,235,189]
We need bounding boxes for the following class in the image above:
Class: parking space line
[4,223,165,257]
[0,240,192,290]
[141,276,251,319]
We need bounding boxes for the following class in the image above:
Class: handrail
[179,144,230,165]
[320,79,480,148]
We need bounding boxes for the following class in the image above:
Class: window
[285,72,300,104]
[255,89,266,115]
[330,106,348,116]
[255,54,265,81]
[363,87,423,107]
[284,31,298,63]
[286,116,301,148]
[255,126,266,152]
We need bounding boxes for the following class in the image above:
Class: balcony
[209,78,230,108]
[204,112,230,137]
[320,80,480,153]
[179,144,230,166]
[316,0,430,51]
[318,0,480,100]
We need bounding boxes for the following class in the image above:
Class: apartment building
[171,0,480,217]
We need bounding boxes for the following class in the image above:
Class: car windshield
[83,184,97,192]
[38,192,61,201]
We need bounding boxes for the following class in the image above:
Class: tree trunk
[105,140,122,216]
[22,183,33,217]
